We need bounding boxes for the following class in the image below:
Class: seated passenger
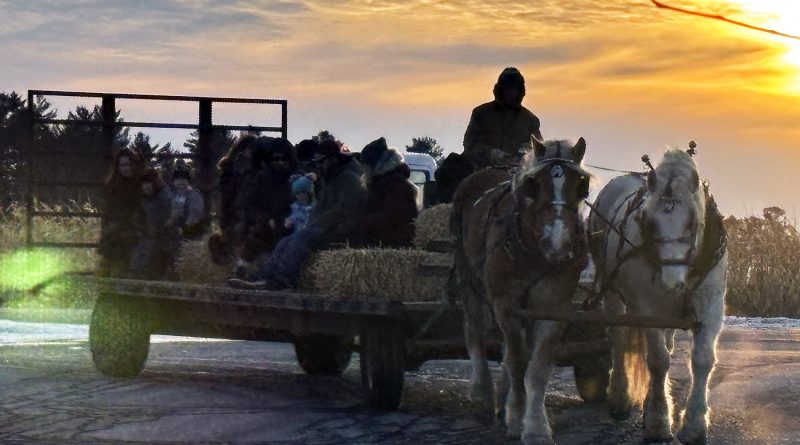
[129,168,181,280]
[285,175,315,233]
[229,139,367,290]
[232,137,297,264]
[335,137,418,248]
[171,167,205,240]
[209,134,257,265]
[98,147,146,277]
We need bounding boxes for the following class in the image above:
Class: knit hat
[312,139,349,162]
[360,137,388,169]
[295,139,319,163]
[291,175,314,196]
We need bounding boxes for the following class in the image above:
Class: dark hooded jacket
[463,67,543,169]
[217,135,257,244]
[129,185,180,280]
[233,137,297,261]
[98,148,146,276]
[336,148,418,247]
[307,155,367,235]
[98,177,145,274]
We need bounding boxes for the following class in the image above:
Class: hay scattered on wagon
[414,204,453,249]
[174,237,231,284]
[303,248,451,302]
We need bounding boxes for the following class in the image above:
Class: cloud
[2,0,800,214]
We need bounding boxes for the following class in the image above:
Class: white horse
[588,149,727,444]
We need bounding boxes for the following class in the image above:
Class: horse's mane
[659,149,697,176]
[655,149,700,196]
[517,139,587,183]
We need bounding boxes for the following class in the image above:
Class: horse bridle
[639,195,701,268]
[508,158,589,254]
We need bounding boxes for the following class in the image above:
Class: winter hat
[360,137,389,169]
[312,139,348,162]
[295,139,319,162]
[291,175,314,196]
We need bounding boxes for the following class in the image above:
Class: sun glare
[720,1,800,92]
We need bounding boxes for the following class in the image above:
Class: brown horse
[451,138,590,444]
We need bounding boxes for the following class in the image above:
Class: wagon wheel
[293,335,353,376]
[573,353,611,403]
[361,319,405,411]
[89,293,151,378]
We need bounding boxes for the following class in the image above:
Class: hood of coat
[492,67,526,107]
[372,148,408,177]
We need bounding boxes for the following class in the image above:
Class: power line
[652,0,800,41]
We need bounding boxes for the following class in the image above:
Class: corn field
[724,208,800,317]
[1,203,799,318]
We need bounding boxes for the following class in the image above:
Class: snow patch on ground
[724,316,800,330]
[0,319,227,346]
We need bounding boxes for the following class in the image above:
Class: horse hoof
[677,427,707,445]
[504,418,523,439]
[521,432,556,445]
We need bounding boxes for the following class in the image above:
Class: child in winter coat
[285,175,314,233]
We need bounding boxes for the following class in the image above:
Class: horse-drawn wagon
[21,90,617,413]
[75,209,614,412]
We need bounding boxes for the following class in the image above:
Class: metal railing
[26,90,287,249]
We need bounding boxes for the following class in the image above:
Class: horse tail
[622,327,650,407]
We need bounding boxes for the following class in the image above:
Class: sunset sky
[2,0,800,217]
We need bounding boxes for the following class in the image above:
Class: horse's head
[641,149,706,292]
[513,137,590,265]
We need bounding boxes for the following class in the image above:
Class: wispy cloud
[1,0,799,214]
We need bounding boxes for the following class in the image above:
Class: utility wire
[652,0,800,41]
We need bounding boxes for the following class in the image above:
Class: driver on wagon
[463,67,543,169]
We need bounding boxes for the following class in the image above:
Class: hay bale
[414,203,453,249]
[303,248,451,302]
[174,237,230,284]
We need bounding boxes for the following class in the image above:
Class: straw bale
[414,203,453,249]
[174,237,231,284]
[303,248,452,302]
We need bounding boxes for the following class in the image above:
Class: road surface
[0,315,798,444]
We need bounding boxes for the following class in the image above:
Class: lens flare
[0,248,70,291]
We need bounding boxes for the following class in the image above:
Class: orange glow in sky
[1,0,800,216]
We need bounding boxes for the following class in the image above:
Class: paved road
[0,317,798,444]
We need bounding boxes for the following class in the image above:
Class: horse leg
[677,271,725,445]
[463,296,494,419]
[642,328,674,442]
[521,320,564,445]
[495,310,527,438]
[606,293,634,419]
[496,357,509,422]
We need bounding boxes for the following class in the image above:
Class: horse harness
[460,158,589,310]
[592,180,728,323]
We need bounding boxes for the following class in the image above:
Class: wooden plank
[69,276,404,316]
[520,309,698,330]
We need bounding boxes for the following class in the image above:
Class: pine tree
[405,136,444,165]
